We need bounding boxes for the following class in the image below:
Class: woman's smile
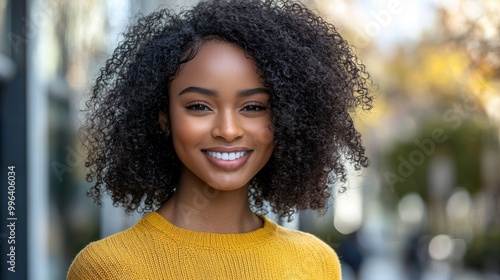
[206,151,248,161]
[204,148,253,170]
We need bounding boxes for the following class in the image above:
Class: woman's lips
[203,150,252,170]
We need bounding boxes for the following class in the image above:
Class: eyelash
[185,103,268,112]
[242,103,267,112]
[186,103,210,112]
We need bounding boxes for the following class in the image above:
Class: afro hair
[81,0,373,219]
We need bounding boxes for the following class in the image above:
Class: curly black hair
[82,0,372,219]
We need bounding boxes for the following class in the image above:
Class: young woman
[68,0,372,279]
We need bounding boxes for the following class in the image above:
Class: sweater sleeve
[67,243,123,280]
[302,232,342,280]
[325,246,342,280]
[287,229,342,279]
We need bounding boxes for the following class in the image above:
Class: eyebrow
[178,86,270,97]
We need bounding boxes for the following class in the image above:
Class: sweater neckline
[142,212,278,250]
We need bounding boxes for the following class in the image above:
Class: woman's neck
[157,172,262,234]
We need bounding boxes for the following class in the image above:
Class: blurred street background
[1,0,499,279]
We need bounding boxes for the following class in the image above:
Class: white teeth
[207,151,246,161]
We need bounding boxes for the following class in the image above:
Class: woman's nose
[211,110,244,142]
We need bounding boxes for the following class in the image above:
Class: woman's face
[163,40,274,191]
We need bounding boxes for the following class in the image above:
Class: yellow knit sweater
[67,212,341,279]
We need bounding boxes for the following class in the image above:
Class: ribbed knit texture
[67,212,341,279]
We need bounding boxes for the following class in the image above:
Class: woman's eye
[186,103,211,112]
[242,104,267,112]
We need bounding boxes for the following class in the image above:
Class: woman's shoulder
[267,222,342,279]
[270,220,338,256]
[274,224,337,255]
[67,214,158,280]
[73,226,137,257]
[66,227,137,279]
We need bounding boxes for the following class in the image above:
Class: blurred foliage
[383,114,497,199]
[464,230,500,271]
[375,0,500,201]
[374,0,500,272]
[379,37,499,204]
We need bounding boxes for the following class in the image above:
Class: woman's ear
[158,111,170,136]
